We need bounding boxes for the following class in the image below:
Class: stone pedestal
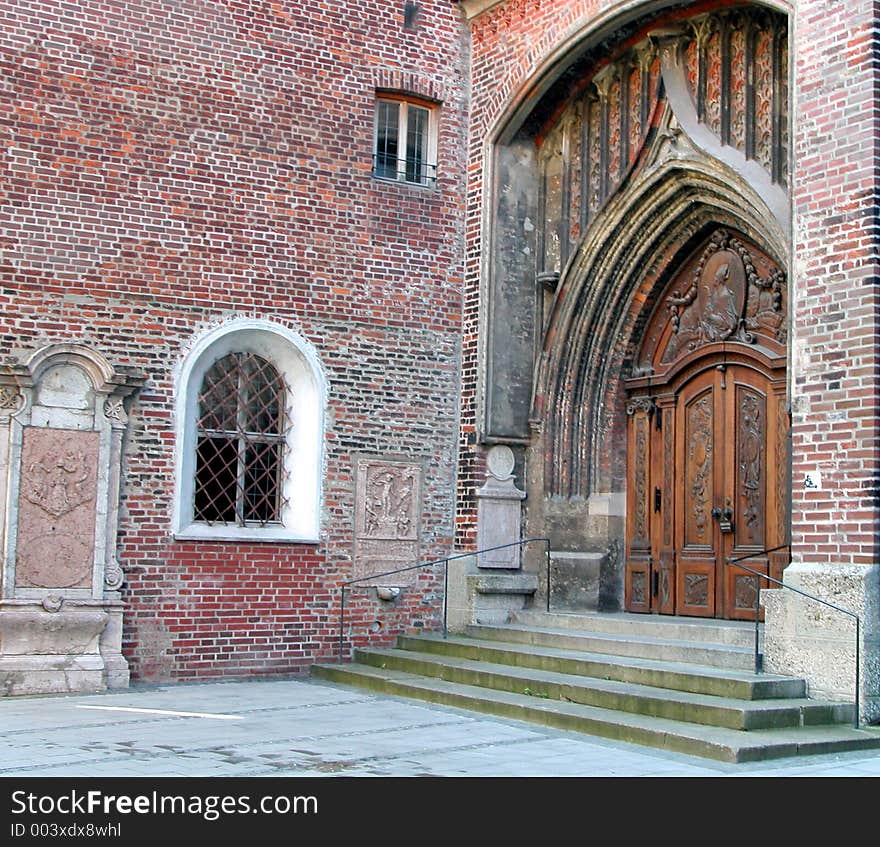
[761,561,880,723]
[446,446,535,631]
[446,554,539,631]
[475,445,526,568]
[0,345,142,696]
[0,599,109,695]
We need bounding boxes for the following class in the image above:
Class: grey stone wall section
[762,562,880,724]
[483,140,538,440]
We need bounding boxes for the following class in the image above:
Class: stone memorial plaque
[15,428,99,589]
[353,458,421,585]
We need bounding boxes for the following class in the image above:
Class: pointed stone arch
[535,106,789,503]
[474,2,793,609]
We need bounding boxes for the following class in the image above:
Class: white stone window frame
[173,318,326,543]
[372,92,440,187]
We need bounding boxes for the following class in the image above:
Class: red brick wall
[789,0,879,567]
[1,0,468,681]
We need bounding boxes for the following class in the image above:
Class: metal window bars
[194,352,290,527]
[371,154,437,185]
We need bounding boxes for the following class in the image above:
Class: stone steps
[468,623,756,669]
[393,633,802,699]
[311,612,880,764]
[352,644,847,730]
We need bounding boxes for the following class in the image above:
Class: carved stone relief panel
[353,458,421,585]
[16,429,99,590]
[0,344,143,696]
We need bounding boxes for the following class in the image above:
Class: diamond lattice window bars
[194,352,290,526]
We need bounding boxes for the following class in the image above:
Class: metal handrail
[727,545,861,728]
[337,537,551,662]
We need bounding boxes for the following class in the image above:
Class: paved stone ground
[2,676,879,778]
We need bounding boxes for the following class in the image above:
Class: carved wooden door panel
[719,364,787,619]
[674,368,720,617]
[624,396,675,615]
[624,228,789,618]
[673,362,784,619]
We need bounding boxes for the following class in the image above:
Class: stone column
[0,345,143,696]
[475,445,526,568]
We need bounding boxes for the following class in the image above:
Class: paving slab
[0,676,878,778]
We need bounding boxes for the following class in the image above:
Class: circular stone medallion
[486,445,516,480]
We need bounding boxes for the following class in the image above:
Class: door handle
[712,504,735,533]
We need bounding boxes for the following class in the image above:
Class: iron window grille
[194,352,290,527]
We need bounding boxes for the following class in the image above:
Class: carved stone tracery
[0,386,22,411]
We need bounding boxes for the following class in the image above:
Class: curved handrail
[337,537,551,663]
[728,547,861,729]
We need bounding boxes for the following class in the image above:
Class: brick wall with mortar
[455,0,880,581]
[789,0,878,571]
[0,0,469,682]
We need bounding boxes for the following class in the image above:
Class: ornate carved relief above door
[535,7,788,282]
[624,228,788,620]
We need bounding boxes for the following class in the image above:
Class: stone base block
[548,551,602,610]
[470,572,539,625]
[0,654,106,696]
[0,599,128,696]
[761,562,879,724]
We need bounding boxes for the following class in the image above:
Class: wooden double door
[625,356,789,619]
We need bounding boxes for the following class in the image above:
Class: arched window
[174,319,326,542]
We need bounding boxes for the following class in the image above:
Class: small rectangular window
[373,96,437,186]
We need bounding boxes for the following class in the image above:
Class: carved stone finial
[633,40,656,74]
[591,64,617,100]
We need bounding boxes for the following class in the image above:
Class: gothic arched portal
[481,3,791,614]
